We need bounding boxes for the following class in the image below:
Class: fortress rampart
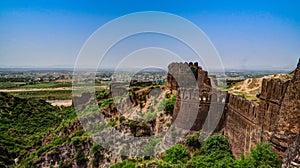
[167,59,300,166]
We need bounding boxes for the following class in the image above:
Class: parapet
[227,94,259,124]
[260,78,290,104]
[167,62,210,90]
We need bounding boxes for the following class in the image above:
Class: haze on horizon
[0,0,300,70]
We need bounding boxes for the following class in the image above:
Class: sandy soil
[46,100,73,107]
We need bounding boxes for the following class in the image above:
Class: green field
[9,90,72,100]
[20,82,72,88]
[0,81,107,100]
[0,82,26,89]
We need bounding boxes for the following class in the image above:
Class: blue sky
[0,0,300,70]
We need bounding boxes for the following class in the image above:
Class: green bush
[0,93,77,166]
[119,116,126,123]
[75,150,87,166]
[188,151,236,168]
[185,132,201,148]
[59,161,72,168]
[91,144,103,167]
[239,143,281,168]
[110,161,136,168]
[163,144,190,164]
[199,134,231,155]
[141,138,161,157]
[128,121,138,135]
[96,90,111,99]
[144,111,157,121]
[164,95,176,114]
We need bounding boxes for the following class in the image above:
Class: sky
[0,0,300,70]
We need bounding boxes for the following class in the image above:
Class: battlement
[167,59,300,163]
[260,78,289,104]
[167,62,211,90]
[227,94,259,124]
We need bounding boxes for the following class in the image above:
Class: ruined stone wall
[167,62,211,91]
[224,94,261,158]
[168,62,212,130]
[173,88,207,130]
[167,60,300,164]
[272,60,300,163]
[259,78,289,138]
[224,59,300,161]
[224,78,291,158]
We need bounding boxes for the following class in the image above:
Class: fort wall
[167,59,300,165]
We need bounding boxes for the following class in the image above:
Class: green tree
[239,143,281,168]
[110,161,136,168]
[185,132,201,148]
[188,151,237,168]
[198,134,231,155]
[165,95,176,114]
[163,144,190,164]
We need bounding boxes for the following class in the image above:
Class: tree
[198,134,231,155]
[110,161,136,168]
[163,144,190,164]
[239,143,281,168]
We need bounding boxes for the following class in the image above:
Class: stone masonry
[167,59,300,166]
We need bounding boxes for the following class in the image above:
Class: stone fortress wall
[168,62,214,131]
[167,59,300,167]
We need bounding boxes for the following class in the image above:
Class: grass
[9,90,72,100]
[20,82,72,88]
[0,93,76,166]
[1,82,106,99]
[0,82,26,89]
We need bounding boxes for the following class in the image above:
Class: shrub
[188,151,236,168]
[199,134,231,155]
[129,121,137,135]
[119,116,126,123]
[110,161,136,168]
[75,150,87,167]
[91,144,103,167]
[99,98,114,108]
[144,111,157,121]
[96,90,111,99]
[239,143,281,168]
[141,138,161,157]
[163,144,190,164]
[185,132,201,148]
[59,161,72,168]
[164,95,176,115]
